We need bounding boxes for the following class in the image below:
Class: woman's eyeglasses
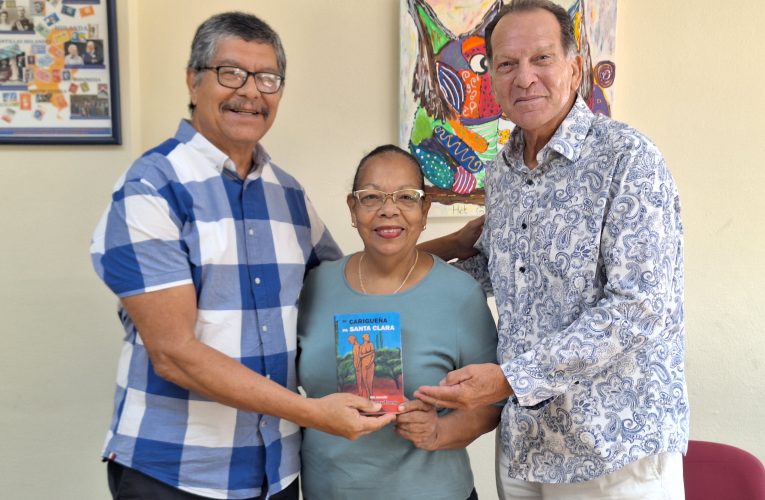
[352,189,425,209]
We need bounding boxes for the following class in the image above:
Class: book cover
[334,311,405,413]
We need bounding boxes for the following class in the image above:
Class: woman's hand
[395,399,440,450]
[397,395,501,450]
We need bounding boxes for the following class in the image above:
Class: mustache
[221,100,270,118]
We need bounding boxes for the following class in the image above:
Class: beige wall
[1,1,763,498]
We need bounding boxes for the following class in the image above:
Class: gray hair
[485,0,577,64]
[186,11,286,112]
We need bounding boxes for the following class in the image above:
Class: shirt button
[261,420,267,428]
[262,325,268,332]
[254,277,261,285]
[526,179,533,186]
[248,228,255,236]
[519,266,526,273]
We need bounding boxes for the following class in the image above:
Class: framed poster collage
[0,0,120,144]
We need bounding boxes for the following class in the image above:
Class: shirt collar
[175,119,271,177]
[506,95,594,166]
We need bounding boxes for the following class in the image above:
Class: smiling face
[187,37,282,163]
[489,8,582,144]
[348,152,430,261]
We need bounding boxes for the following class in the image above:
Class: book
[334,311,405,413]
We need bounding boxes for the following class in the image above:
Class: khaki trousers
[496,442,684,500]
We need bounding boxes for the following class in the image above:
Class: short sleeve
[455,280,498,367]
[303,192,342,270]
[91,175,192,297]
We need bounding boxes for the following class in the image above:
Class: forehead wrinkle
[495,38,559,52]
[534,43,559,53]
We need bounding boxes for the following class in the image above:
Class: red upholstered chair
[683,440,765,500]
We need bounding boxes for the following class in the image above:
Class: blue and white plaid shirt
[91,120,341,499]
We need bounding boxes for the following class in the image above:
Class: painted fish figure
[406,0,504,195]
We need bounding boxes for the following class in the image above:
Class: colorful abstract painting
[399,0,617,214]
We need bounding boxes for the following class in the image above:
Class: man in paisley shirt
[417,0,689,498]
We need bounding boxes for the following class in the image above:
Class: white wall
[0,2,142,498]
[615,0,765,458]
[1,1,763,498]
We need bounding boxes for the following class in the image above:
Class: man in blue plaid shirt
[91,12,395,500]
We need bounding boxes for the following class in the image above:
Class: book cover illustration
[334,311,405,413]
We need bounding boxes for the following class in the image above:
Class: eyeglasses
[201,66,284,94]
[352,189,425,209]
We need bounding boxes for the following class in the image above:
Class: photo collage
[0,0,116,140]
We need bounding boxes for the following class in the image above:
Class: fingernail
[398,404,405,412]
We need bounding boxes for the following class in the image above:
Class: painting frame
[0,0,121,145]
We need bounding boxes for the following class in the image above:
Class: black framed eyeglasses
[201,66,284,94]
[352,189,425,209]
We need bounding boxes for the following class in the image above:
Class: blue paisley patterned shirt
[459,96,689,483]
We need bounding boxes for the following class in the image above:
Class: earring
[422,225,427,230]
[351,220,357,228]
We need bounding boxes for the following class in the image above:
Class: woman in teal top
[297,145,500,499]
